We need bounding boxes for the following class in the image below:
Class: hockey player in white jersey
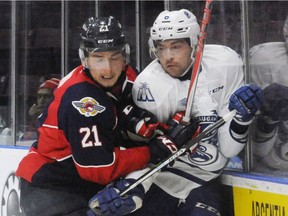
[251,15,288,173]
[88,9,264,216]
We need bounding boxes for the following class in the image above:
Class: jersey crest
[136,82,155,102]
[72,97,106,117]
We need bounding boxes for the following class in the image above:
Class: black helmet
[80,16,127,52]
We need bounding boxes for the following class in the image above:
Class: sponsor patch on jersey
[72,97,106,117]
[136,82,155,102]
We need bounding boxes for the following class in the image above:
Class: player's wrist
[233,115,254,126]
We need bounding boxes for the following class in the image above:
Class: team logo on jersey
[136,82,155,102]
[188,144,215,165]
[72,97,105,117]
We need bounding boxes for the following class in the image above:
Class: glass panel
[0,1,11,145]
[139,1,164,69]
[98,1,137,67]
[249,1,288,177]
[16,1,61,146]
[66,1,96,72]
[169,1,242,54]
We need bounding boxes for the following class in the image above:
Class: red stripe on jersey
[77,146,150,185]
[16,147,55,182]
[125,65,138,82]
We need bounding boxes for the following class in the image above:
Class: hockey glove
[262,83,288,121]
[149,117,199,164]
[229,84,264,124]
[119,104,166,138]
[89,179,144,216]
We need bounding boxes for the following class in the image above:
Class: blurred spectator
[250,15,288,174]
[24,78,60,140]
[29,78,60,121]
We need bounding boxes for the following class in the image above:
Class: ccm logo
[98,39,113,43]
[159,27,173,31]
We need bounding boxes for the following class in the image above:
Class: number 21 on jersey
[79,125,102,148]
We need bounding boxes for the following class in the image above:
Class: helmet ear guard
[148,38,157,59]
[124,43,130,64]
[79,48,88,68]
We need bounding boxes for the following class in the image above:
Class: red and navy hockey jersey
[16,65,150,198]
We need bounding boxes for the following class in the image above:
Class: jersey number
[80,125,102,148]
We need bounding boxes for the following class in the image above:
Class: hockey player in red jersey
[16,16,198,216]
[89,9,264,216]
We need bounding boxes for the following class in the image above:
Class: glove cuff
[233,115,254,126]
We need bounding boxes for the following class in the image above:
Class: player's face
[87,51,125,88]
[155,39,193,78]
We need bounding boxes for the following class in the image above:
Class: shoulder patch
[136,82,155,102]
[72,97,106,117]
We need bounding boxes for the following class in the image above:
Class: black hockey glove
[262,83,288,121]
[118,104,165,138]
[148,115,199,164]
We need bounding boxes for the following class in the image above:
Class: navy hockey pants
[20,179,89,216]
[130,178,230,216]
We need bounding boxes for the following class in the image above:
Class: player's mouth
[101,75,114,80]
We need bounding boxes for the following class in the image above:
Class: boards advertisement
[0,146,28,216]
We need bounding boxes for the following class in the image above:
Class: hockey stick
[89,110,236,211]
[182,0,214,123]
[119,109,236,196]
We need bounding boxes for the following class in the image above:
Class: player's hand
[229,84,264,123]
[262,83,288,121]
[119,105,165,138]
[89,179,144,216]
[148,117,199,164]
[167,111,200,146]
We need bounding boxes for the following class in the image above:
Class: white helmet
[149,9,200,59]
[283,15,288,48]
[150,9,200,46]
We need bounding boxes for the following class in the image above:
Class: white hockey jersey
[132,45,244,199]
[250,42,288,171]
[250,42,288,88]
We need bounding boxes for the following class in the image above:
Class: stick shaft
[183,0,214,123]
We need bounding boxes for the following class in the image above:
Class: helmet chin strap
[180,46,196,77]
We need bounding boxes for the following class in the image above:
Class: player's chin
[165,68,180,78]
[99,78,117,88]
